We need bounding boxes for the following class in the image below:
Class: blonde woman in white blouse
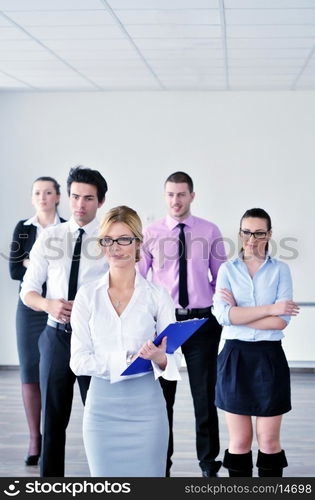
[70,205,182,477]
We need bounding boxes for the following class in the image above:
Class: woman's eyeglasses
[99,236,139,247]
[239,229,267,240]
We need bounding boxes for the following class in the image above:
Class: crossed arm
[219,288,299,330]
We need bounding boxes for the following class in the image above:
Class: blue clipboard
[121,318,207,376]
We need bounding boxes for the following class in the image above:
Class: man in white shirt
[20,166,108,477]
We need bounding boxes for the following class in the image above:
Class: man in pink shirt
[138,171,226,477]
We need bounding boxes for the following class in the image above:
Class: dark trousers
[38,325,90,477]
[159,312,222,474]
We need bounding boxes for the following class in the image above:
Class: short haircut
[165,171,194,193]
[98,206,143,263]
[67,166,108,202]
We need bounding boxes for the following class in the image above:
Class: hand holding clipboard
[121,318,207,376]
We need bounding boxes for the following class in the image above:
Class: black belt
[176,306,212,318]
[47,318,72,333]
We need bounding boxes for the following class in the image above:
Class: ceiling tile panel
[230,69,298,77]
[160,80,225,90]
[71,66,153,78]
[226,8,315,24]
[108,1,219,9]
[25,25,125,40]
[0,49,56,61]
[227,38,315,49]
[156,67,225,76]
[0,73,29,86]
[126,25,221,38]
[0,0,314,91]
[115,9,220,25]
[0,16,14,26]
[141,46,223,58]
[89,76,161,89]
[296,82,315,89]
[6,10,115,26]
[224,1,315,8]
[0,26,32,39]
[160,76,225,83]
[87,70,155,80]
[228,48,311,59]
[43,39,133,50]
[0,40,42,50]
[140,40,222,53]
[57,49,142,61]
[227,25,315,37]
[228,58,304,67]
[23,77,96,89]
[0,60,76,73]
[230,74,295,81]
[146,59,224,69]
[0,0,103,9]
[134,39,223,50]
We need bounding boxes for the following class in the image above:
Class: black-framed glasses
[99,236,139,247]
[239,229,268,240]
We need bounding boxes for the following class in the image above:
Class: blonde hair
[98,205,143,262]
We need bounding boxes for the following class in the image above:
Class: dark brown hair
[165,171,194,193]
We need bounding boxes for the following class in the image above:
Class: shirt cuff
[223,304,233,326]
[20,284,42,306]
[151,353,182,381]
[109,351,129,384]
[19,287,27,305]
[279,314,290,325]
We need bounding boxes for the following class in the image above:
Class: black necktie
[178,223,189,308]
[68,228,85,301]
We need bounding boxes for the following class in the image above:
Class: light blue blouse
[212,255,293,341]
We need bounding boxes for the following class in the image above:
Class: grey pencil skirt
[83,373,169,477]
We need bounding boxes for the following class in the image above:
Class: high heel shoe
[24,453,40,466]
[25,436,41,466]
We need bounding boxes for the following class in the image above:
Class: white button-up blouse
[70,271,182,384]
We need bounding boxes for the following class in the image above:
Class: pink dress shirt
[138,214,226,309]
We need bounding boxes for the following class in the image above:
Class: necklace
[108,290,124,309]
[113,299,123,309]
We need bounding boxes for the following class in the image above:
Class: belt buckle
[177,308,189,316]
[64,323,72,334]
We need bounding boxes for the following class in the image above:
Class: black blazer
[9,218,67,282]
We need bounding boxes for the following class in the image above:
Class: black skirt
[16,298,47,383]
[215,339,291,417]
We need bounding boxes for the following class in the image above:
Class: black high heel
[24,454,40,466]
[25,436,41,466]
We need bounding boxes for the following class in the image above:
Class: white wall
[1,90,314,365]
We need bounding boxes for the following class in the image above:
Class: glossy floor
[0,369,314,477]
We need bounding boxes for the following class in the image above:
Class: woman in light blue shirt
[213,208,299,478]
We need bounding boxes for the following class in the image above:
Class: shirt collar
[232,253,274,266]
[100,269,150,290]
[68,216,99,237]
[24,213,60,227]
[166,213,194,230]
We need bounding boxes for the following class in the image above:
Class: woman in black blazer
[9,176,66,465]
